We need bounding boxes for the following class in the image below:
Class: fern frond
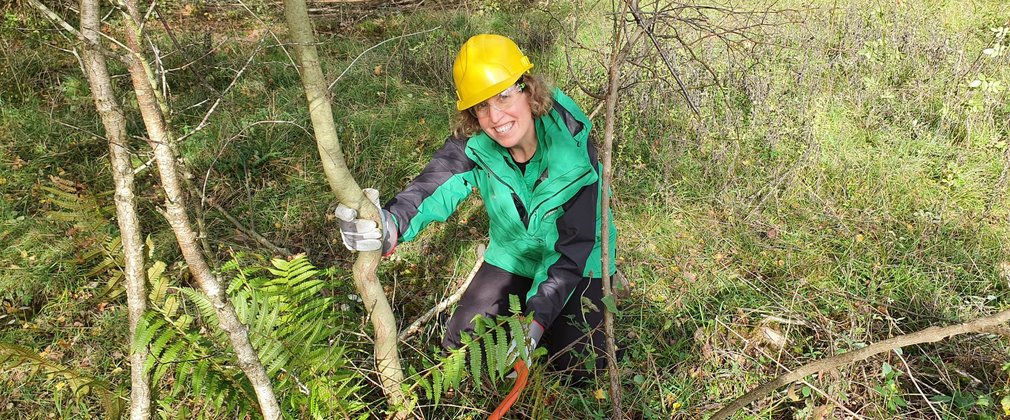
[177,287,223,336]
[495,321,508,378]
[147,261,169,303]
[432,364,443,407]
[482,330,498,381]
[468,340,483,383]
[445,348,465,390]
[148,326,177,361]
[133,312,165,355]
[192,359,209,395]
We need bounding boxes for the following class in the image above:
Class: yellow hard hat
[452,34,533,111]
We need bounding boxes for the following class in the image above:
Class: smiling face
[476,88,537,154]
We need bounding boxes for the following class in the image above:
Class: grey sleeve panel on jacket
[384,135,476,240]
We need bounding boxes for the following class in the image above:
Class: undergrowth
[1,0,1009,418]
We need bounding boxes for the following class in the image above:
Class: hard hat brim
[455,63,533,111]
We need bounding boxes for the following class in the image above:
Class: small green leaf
[601,295,620,314]
[881,362,893,377]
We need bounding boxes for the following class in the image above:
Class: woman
[336,34,617,380]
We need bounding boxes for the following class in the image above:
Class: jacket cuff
[528,320,545,344]
[380,209,398,256]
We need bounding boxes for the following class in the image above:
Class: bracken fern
[407,295,543,410]
[137,253,366,418]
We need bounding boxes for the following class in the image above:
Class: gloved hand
[334,188,397,255]
[506,319,544,369]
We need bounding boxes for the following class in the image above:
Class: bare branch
[204,196,292,257]
[625,0,700,117]
[79,0,150,416]
[280,0,407,415]
[711,308,1010,419]
[25,0,127,60]
[398,244,485,342]
[118,0,283,416]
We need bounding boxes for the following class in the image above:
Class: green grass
[2,0,1010,418]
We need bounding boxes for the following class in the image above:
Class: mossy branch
[279,0,407,416]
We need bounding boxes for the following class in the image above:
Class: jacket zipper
[528,168,593,217]
[473,153,530,226]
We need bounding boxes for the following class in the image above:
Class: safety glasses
[469,83,526,118]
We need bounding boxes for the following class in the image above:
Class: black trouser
[442,262,612,383]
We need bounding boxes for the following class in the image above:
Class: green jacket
[385,89,617,329]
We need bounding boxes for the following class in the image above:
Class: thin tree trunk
[599,7,626,418]
[117,2,282,418]
[280,0,407,415]
[78,0,149,417]
[711,308,1010,419]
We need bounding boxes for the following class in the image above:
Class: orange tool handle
[487,360,529,420]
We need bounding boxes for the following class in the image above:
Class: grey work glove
[334,188,397,255]
[506,319,545,370]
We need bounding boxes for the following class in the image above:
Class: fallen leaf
[759,326,787,349]
[786,384,800,401]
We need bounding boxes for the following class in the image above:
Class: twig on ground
[715,317,866,419]
[711,308,1010,419]
[895,349,942,419]
[204,196,292,257]
[398,244,485,342]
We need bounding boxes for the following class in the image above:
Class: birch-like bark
[118,2,281,418]
[78,0,149,417]
[280,0,407,415]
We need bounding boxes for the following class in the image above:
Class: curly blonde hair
[451,74,554,138]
